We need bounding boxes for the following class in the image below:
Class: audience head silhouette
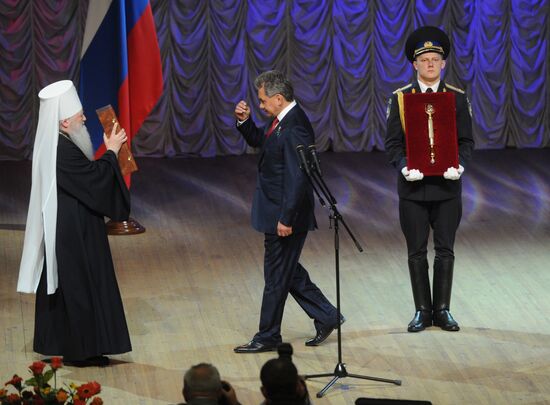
[260,343,311,405]
[182,363,223,405]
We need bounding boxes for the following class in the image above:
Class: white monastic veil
[17,80,82,294]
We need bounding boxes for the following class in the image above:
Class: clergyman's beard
[69,124,95,161]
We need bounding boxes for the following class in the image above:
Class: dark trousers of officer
[253,231,337,344]
[399,197,462,313]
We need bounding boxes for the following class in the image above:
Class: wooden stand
[106,218,146,235]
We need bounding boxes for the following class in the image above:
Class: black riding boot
[407,258,432,332]
[433,256,460,331]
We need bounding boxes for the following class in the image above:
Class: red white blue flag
[80,0,163,185]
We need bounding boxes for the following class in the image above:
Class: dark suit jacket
[385,80,475,201]
[237,104,317,234]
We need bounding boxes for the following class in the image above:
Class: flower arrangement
[0,358,102,404]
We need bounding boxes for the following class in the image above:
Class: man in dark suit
[385,27,475,333]
[233,70,340,353]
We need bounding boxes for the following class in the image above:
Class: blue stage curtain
[0,0,548,159]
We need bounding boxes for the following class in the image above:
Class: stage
[1,148,549,404]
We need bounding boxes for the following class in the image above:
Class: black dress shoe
[407,310,432,332]
[433,309,460,331]
[305,315,346,346]
[65,356,110,367]
[233,340,277,353]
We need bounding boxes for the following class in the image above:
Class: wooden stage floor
[1,149,549,404]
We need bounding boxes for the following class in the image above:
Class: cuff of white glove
[402,166,424,181]
[443,165,464,180]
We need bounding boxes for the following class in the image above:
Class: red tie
[266,118,279,138]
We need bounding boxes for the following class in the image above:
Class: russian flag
[80,0,163,185]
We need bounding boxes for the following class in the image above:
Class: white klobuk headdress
[18,80,82,294]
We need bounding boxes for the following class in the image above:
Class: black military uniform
[385,26,475,332]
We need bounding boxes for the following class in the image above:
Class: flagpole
[80,0,163,237]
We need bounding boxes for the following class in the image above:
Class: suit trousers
[399,196,462,262]
[254,231,337,344]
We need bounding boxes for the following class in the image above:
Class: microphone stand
[302,150,402,398]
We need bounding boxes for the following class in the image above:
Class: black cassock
[33,135,132,361]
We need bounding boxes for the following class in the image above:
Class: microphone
[296,144,311,176]
[308,145,322,175]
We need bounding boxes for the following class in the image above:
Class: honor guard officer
[385,26,475,332]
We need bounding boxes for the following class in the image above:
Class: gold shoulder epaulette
[392,83,412,94]
[445,83,465,94]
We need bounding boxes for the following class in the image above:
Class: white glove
[443,165,464,180]
[401,167,424,182]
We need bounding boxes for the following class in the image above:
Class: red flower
[31,394,45,405]
[28,361,46,376]
[76,381,101,399]
[2,364,102,404]
[56,388,69,402]
[4,375,23,389]
[50,357,63,371]
[6,393,22,403]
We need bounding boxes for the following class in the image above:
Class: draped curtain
[0,0,548,160]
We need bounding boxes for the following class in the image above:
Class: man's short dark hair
[260,357,301,402]
[254,70,294,102]
[183,363,222,397]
